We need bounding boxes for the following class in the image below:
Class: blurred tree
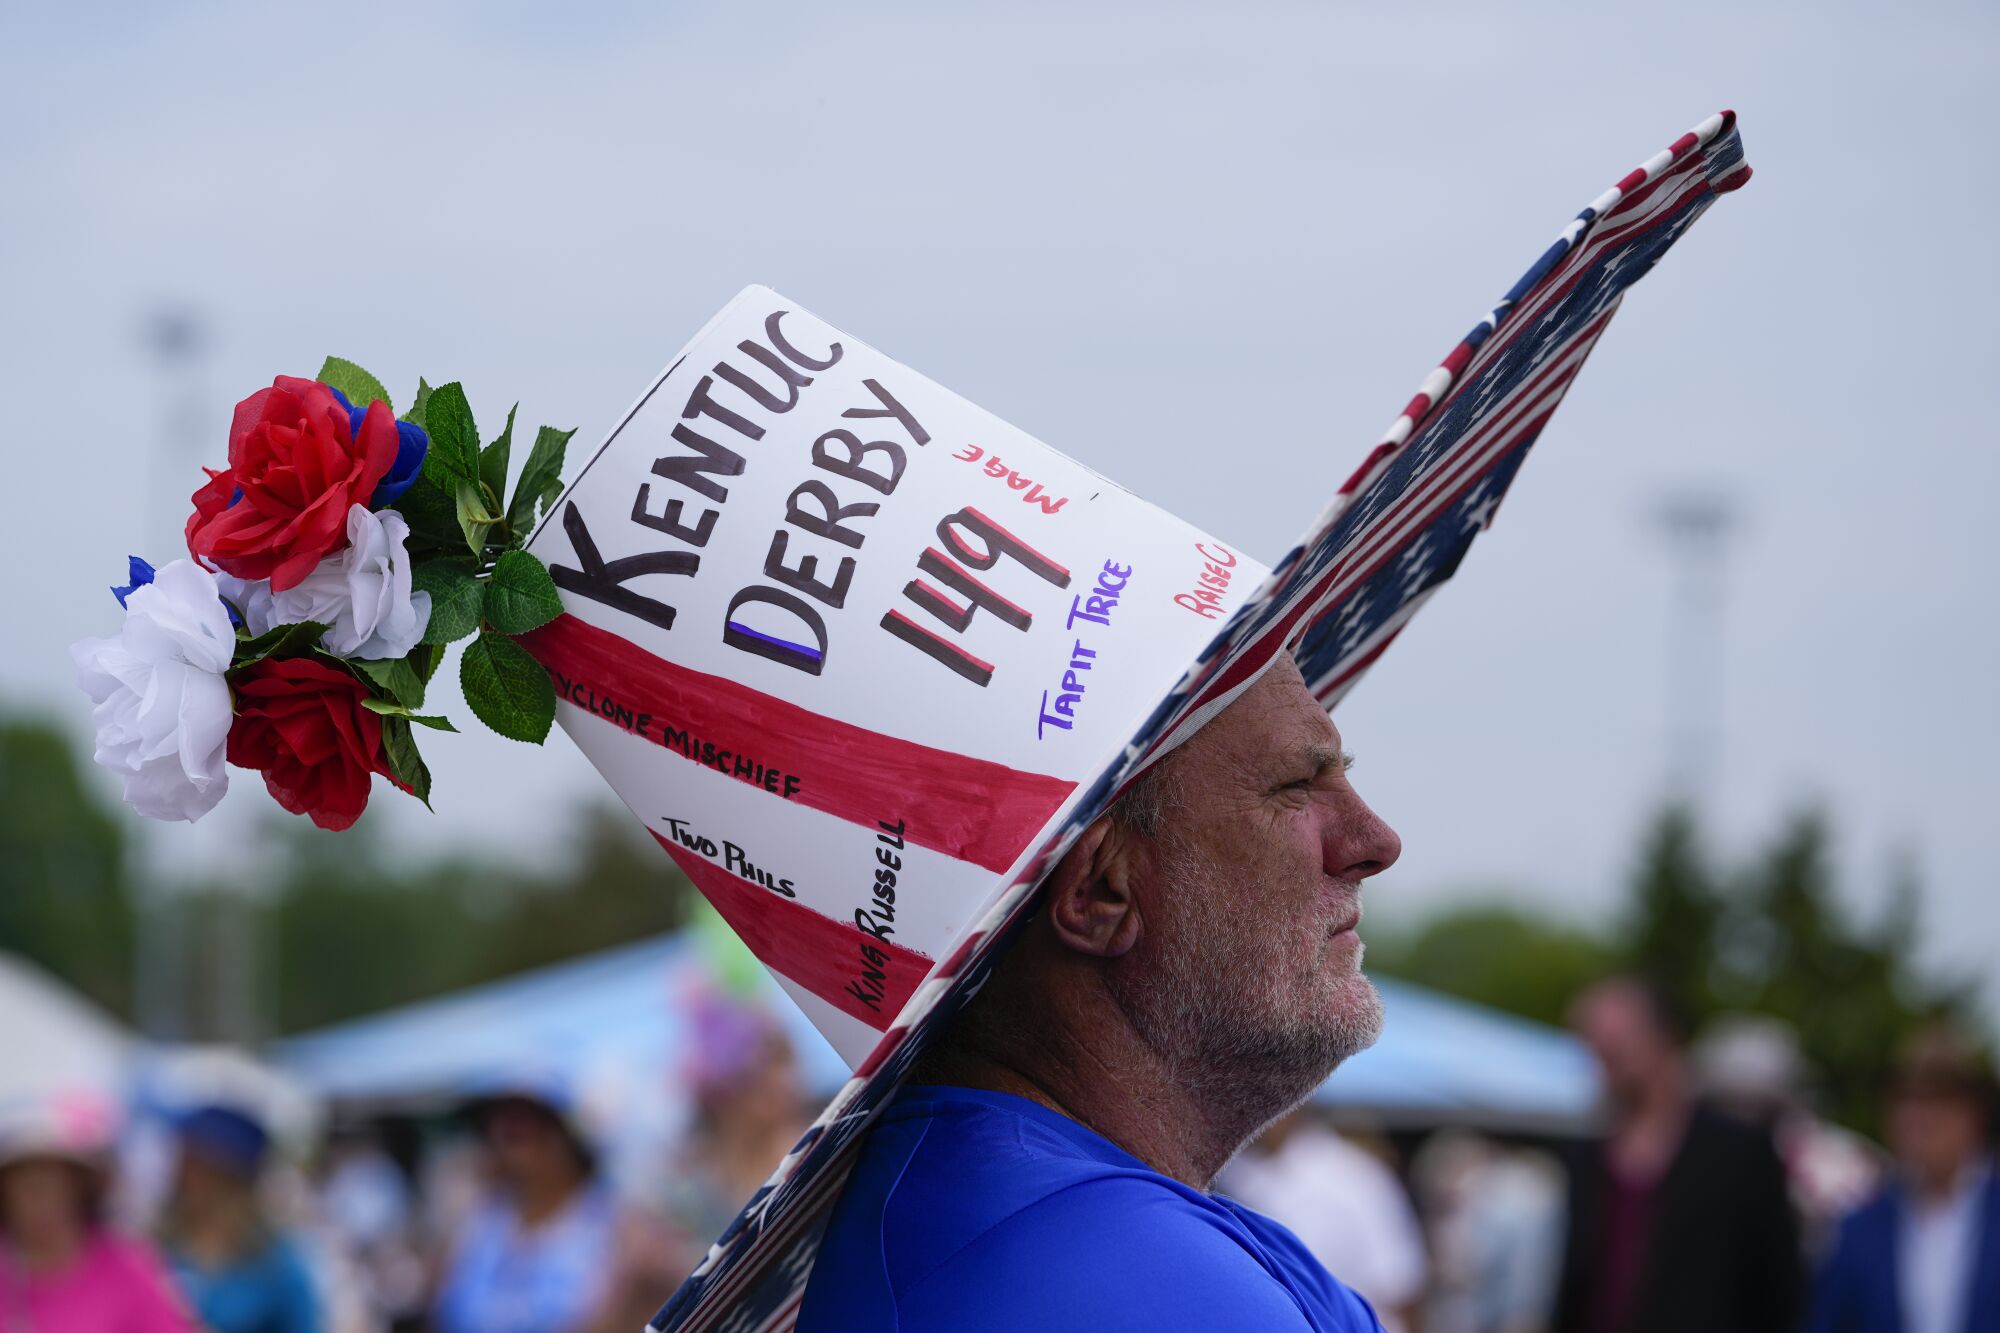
[1376,805,1982,1137]
[263,803,692,1034]
[479,804,693,979]
[0,715,135,1015]
[1369,904,1616,1027]
[1715,810,1972,1134]
[1621,802,1721,1028]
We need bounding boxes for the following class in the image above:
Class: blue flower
[111,556,155,609]
[326,385,430,509]
[116,554,243,627]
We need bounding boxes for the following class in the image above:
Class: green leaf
[412,559,483,645]
[231,619,327,670]
[350,655,427,710]
[483,549,564,636]
[360,697,413,717]
[316,357,393,415]
[480,403,517,513]
[460,630,555,744]
[402,377,433,431]
[378,717,433,807]
[407,713,458,732]
[456,480,496,556]
[391,474,461,550]
[506,425,576,539]
[411,642,443,685]
[421,382,479,485]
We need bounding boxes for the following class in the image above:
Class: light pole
[137,305,211,1041]
[1652,489,1736,812]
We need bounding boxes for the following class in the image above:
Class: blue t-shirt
[799,1085,1384,1331]
[168,1231,321,1333]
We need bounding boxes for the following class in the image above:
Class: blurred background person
[662,989,811,1247]
[1414,1130,1566,1333]
[314,1124,422,1330]
[1555,976,1802,1333]
[431,1081,686,1333]
[160,1103,321,1333]
[1697,1014,1884,1258]
[1217,1106,1428,1333]
[1807,1025,1998,1333]
[0,1090,191,1331]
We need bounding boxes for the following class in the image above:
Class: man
[1807,1026,2000,1333]
[1554,978,1803,1333]
[799,657,1403,1330]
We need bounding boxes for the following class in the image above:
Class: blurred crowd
[2,972,1993,1333]
[0,988,814,1333]
[1221,978,1997,1333]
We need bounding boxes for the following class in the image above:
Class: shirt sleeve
[893,1175,1378,1333]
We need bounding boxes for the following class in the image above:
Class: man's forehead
[1188,658,1340,765]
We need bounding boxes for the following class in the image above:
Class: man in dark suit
[1555,977,1804,1333]
[1808,1027,2000,1333]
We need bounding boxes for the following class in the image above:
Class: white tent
[0,951,131,1106]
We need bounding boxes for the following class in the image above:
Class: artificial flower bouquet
[71,359,576,830]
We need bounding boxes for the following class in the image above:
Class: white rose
[211,569,276,638]
[257,505,432,660]
[70,559,235,823]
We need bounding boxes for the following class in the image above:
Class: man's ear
[1041,817,1144,959]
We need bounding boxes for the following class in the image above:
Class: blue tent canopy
[273,934,1597,1133]
[1323,977,1599,1131]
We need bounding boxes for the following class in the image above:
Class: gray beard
[1104,835,1384,1146]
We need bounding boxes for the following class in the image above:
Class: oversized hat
[515,111,1752,1331]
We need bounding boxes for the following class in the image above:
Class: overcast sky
[6,2,1995,1016]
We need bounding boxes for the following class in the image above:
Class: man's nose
[1326,792,1401,882]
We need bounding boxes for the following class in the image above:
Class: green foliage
[390,474,461,551]
[420,383,480,485]
[412,560,482,646]
[482,550,562,636]
[1369,904,1616,1028]
[1389,803,1985,1137]
[507,426,575,538]
[0,706,693,1036]
[349,655,427,710]
[459,630,555,743]
[402,378,433,431]
[377,717,433,807]
[262,806,693,1033]
[0,716,133,1016]
[231,619,327,670]
[454,479,494,556]
[315,357,392,413]
[1623,803,1720,1026]
[479,404,517,507]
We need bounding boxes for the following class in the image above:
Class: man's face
[1887,1087,1985,1189]
[1106,658,1402,1113]
[1572,985,1678,1112]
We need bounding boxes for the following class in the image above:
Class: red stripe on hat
[652,834,930,1031]
[522,615,1073,873]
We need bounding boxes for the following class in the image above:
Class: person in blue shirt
[801,657,1404,1331]
[161,1104,322,1333]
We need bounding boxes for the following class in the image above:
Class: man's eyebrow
[1299,743,1354,775]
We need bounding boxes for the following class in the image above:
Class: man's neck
[1607,1071,1691,1181]
[916,997,1262,1189]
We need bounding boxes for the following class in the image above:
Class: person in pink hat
[0,1090,192,1332]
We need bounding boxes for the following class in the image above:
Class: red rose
[227,657,394,831]
[187,376,400,592]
